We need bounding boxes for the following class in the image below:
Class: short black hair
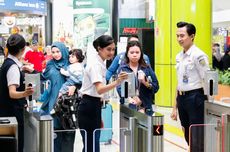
[6,34,26,56]
[26,42,30,46]
[213,43,220,47]
[127,34,139,42]
[177,21,196,36]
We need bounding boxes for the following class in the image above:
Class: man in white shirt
[171,21,209,152]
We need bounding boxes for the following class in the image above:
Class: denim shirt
[117,63,159,110]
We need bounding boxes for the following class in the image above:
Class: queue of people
[0,21,221,152]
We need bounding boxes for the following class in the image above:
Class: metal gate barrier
[205,101,230,152]
[24,111,53,152]
[120,104,164,152]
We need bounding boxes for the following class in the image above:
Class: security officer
[171,22,209,152]
[0,34,34,152]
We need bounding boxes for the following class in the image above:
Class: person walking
[170,21,209,152]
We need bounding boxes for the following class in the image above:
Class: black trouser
[177,88,207,152]
[54,130,76,152]
[78,95,101,152]
[0,107,24,152]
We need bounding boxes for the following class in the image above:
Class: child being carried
[59,49,84,96]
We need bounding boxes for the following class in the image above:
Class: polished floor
[72,99,188,152]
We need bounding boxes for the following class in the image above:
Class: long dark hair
[125,41,147,67]
[93,35,114,52]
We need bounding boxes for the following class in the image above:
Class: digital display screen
[153,125,163,136]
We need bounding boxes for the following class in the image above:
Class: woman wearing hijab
[0,34,34,152]
[40,42,74,152]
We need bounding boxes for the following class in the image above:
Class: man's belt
[178,88,204,96]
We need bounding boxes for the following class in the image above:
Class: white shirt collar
[7,54,23,68]
[183,44,196,56]
[96,54,106,66]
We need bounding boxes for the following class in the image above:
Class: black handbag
[52,92,81,129]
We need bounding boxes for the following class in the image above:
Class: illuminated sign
[153,125,163,136]
[123,28,138,34]
[0,0,47,15]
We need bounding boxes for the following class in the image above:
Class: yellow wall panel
[155,0,171,64]
[155,65,171,106]
[171,0,212,64]
[155,0,211,106]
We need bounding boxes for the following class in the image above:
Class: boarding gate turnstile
[202,70,230,152]
[205,101,230,152]
[24,111,53,152]
[120,104,164,152]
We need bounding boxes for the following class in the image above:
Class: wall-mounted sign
[123,28,138,34]
[17,17,43,26]
[3,17,16,27]
[0,0,47,15]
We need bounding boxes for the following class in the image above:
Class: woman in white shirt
[78,35,127,152]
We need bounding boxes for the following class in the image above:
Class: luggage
[100,103,113,143]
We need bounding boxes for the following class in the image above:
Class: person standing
[170,22,209,152]
[106,34,150,81]
[78,35,128,152]
[0,34,34,152]
[24,40,45,72]
[212,43,223,70]
[40,42,75,152]
[116,41,159,113]
[222,45,230,70]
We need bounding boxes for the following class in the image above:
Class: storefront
[0,0,47,47]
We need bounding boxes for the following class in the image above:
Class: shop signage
[73,0,110,13]
[0,0,47,15]
[123,28,138,34]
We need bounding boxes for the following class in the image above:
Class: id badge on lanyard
[183,65,189,84]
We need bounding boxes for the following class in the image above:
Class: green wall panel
[119,18,154,34]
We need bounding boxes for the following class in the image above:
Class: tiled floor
[72,99,189,152]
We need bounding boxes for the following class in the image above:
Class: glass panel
[93,128,129,152]
[189,124,220,152]
[54,129,87,152]
[221,114,230,152]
